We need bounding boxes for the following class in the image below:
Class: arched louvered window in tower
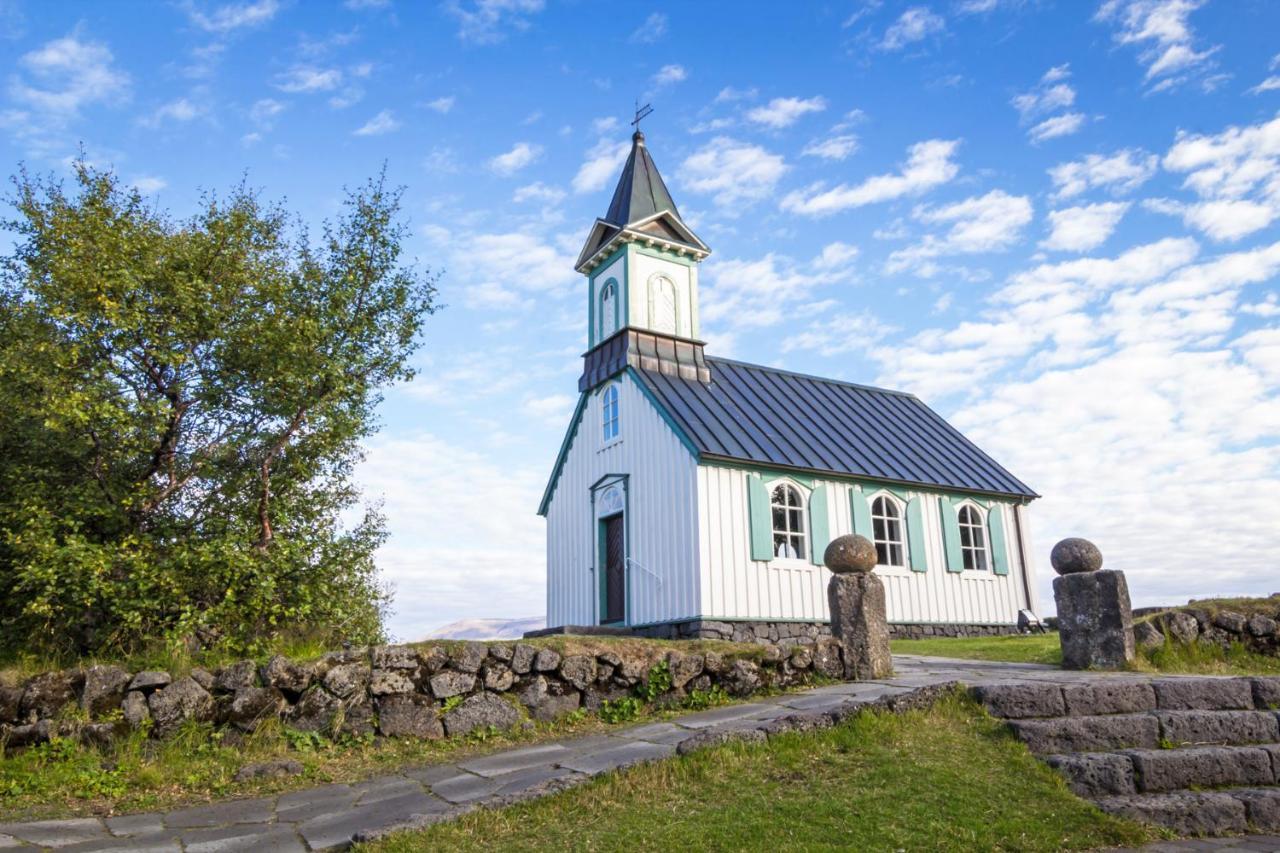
[599,279,618,340]
[648,275,677,335]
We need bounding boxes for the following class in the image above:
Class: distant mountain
[423,616,544,641]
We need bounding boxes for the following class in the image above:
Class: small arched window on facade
[957,504,989,571]
[870,495,906,567]
[770,483,806,560]
[601,384,620,443]
[648,275,678,336]
[599,279,618,341]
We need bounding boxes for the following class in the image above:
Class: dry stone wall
[0,638,850,751]
[1135,602,1280,656]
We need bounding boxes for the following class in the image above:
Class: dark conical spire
[603,130,681,226]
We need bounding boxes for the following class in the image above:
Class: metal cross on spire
[631,100,653,131]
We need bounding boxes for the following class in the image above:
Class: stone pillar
[824,535,893,680]
[1051,538,1135,670]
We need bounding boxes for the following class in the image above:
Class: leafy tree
[0,163,437,658]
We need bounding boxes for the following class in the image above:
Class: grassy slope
[361,693,1155,853]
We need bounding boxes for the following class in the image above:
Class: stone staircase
[974,676,1280,837]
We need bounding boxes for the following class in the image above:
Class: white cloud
[1041,202,1130,252]
[357,432,546,639]
[781,311,896,356]
[1048,148,1158,199]
[521,393,577,425]
[715,86,758,103]
[1144,198,1278,243]
[275,66,342,93]
[887,189,1033,275]
[444,0,545,44]
[425,96,455,114]
[879,6,945,51]
[249,97,284,125]
[802,135,859,161]
[651,63,686,87]
[353,109,400,136]
[140,97,203,128]
[1253,56,1280,94]
[781,139,960,217]
[592,116,619,134]
[1161,114,1280,205]
[1011,66,1076,120]
[571,138,630,194]
[186,0,279,33]
[131,175,167,194]
[701,248,855,331]
[629,12,668,44]
[1095,0,1218,90]
[513,182,566,204]
[1028,112,1086,143]
[488,141,542,175]
[678,137,789,208]
[746,96,827,129]
[9,32,129,119]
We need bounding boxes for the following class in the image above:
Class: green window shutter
[939,498,965,573]
[808,485,830,566]
[747,477,773,562]
[906,497,928,573]
[988,504,1011,576]
[849,488,872,538]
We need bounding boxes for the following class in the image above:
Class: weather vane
[632,100,653,130]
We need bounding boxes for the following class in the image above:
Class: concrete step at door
[1009,710,1280,754]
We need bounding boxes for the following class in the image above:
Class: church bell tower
[574,127,712,392]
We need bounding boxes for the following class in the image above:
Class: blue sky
[2,0,1279,640]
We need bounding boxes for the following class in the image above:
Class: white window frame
[869,492,907,568]
[599,279,619,341]
[600,384,620,445]
[767,479,809,563]
[956,502,990,572]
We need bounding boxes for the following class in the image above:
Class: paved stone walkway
[0,655,1272,852]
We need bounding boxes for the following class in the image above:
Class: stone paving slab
[2,655,1259,852]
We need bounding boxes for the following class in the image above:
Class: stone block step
[1009,710,1280,754]
[1094,786,1280,837]
[974,677,1280,720]
[1045,744,1280,797]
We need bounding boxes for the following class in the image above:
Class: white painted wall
[628,250,697,339]
[695,465,1035,626]
[544,372,700,628]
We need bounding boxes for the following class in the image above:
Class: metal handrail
[625,557,663,586]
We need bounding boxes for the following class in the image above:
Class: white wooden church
[537,129,1040,641]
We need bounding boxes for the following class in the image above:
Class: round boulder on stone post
[1050,537,1103,575]
[823,534,877,574]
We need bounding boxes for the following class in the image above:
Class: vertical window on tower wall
[599,279,618,340]
[770,484,806,560]
[958,504,989,571]
[871,495,905,567]
[602,384,619,443]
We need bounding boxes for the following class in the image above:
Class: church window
[599,279,618,340]
[958,504,988,571]
[602,384,620,442]
[770,484,806,560]
[871,495,906,567]
[648,275,677,336]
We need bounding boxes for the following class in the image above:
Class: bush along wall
[0,639,848,751]
[1136,604,1280,655]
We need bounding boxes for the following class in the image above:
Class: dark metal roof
[633,357,1038,500]
[604,130,682,227]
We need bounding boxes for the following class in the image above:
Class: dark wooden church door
[603,515,625,624]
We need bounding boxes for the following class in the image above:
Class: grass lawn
[360,692,1157,853]
[892,634,1063,665]
[893,632,1280,675]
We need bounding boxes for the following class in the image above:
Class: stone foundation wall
[631,619,1020,644]
[0,638,852,752]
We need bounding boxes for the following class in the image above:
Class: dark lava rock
[1050,537,1104,575]
[823,534,877,574]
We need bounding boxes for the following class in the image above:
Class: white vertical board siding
[696,465,1036,625]
[544,373,699,628]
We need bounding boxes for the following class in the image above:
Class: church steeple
[575,128,712,392]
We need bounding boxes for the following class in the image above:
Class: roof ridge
[704,356,919,400]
